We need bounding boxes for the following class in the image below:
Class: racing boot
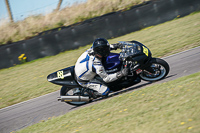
[87,89,101,99]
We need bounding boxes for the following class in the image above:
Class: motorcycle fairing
[103,53,122,74]
[98,52,141,91]
[47,66,80,87]
[126,41,152,67]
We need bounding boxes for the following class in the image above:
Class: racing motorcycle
[47,41,170,106]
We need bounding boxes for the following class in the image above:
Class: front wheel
[139,58,170,81]
[60,86,91,106]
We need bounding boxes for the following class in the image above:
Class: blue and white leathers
[75,47,118,96]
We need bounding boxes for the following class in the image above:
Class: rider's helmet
[92,38,110,58]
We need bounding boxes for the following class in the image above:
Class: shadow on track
[164,74,177,79]
[70,74,177,110]
[70,81,152,110]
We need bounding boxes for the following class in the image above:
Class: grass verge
[0,12,200,109]
[17,71,200,133]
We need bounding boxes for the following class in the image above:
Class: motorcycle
[47,41,170,106]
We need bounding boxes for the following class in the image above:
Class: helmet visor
[94,46,110,57]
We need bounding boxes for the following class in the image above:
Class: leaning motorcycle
[47,41,170,106]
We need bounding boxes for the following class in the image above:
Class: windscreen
[119,41,142,61]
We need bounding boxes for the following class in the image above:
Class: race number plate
[57,70,64,79]
[143,46,149,56]
[136,69,142,74]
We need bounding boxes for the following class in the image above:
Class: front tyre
[60,86,91,106]
[139,58,170,81]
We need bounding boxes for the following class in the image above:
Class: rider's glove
[116,67,129,79]
[117,43,123,49]
[110,43,123,50]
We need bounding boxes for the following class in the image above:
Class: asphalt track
[1,46,200,133]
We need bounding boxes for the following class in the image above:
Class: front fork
[141,58,155,74]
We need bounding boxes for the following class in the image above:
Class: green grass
[16,71,200,133]
[0,12,200,109]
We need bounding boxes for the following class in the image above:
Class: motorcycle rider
[74,38,128,97]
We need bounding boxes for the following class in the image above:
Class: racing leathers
[74,44,126,96]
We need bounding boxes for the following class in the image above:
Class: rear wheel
[60,86,91,106]
[139,58,169,81]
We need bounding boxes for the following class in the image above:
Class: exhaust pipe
[58,96,90,102]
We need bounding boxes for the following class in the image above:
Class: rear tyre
[60,86,91,106]
[139,58,169,81]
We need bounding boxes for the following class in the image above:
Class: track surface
[1,46,200,133]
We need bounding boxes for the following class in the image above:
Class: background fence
[0,0,200,69]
